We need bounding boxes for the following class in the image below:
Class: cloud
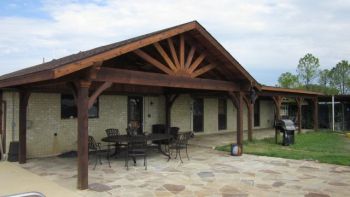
[0,0,350,85]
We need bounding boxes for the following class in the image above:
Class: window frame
[60,94,99,119]
[218,98,227,130]
[254,99,260,127]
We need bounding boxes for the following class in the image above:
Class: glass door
[128,96,143,133]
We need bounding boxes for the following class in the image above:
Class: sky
[0,0,350,85]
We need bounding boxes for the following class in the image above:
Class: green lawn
[216,130,350,166]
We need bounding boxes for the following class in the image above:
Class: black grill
[275,119,296,146]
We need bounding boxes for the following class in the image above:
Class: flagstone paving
[19,145,350,197]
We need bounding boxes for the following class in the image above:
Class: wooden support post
[243,95,255,142]
[272,95,283,144]
[313,97,319,131]
[296,97,304,134]
[76,80,91,190]
[229,91,243,155]
[19,89,30,164]
[165,94,179,131]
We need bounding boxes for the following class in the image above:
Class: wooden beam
[153,42,177,71]
[88,82,112,109]
[0,70,55,88]
[243,95,254,142]
[165,94,179,130]
[76,80,90,190]
[82,62,102,81]
[53,22,197,79]
[228,91,243,155]
[167,38,180,69]
[67,82,78,103]
[188,53,206,73]
[185,46,196,68]
[272,95,284,143]
[296,97,304,133]
[179,34,185,69]
[134,49,173,75]
[19,89,30,164]
[96,67,239,92]
[190,64,216,78]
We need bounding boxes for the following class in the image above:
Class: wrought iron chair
[88,136,109,169]
[125,136,148,170]
[169,131,191,163]
[105,128,127,158]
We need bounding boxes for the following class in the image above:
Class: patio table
[101,133,172,159]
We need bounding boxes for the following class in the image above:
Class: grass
[216,130,350,166]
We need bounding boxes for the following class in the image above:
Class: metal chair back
[105,128,119,137]
[88,136,99,151]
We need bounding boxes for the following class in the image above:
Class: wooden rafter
[188,53,206,73]
[153,42,177,71]
[134,49,173,75]
[185,46,196,68]
[190,64,216,78]
[167,38,180,68]
[179,35,185,69]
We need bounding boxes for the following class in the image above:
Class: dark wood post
[313,97,319,131]
[165,95,171,130]
[76,80,90,190]
[243,95,255,142]
[272,96,283,144]
[296,97,304,134]
[165,94,178,132]
[229,91,243,155]
[19,89,30,164]
[236,92,243,152]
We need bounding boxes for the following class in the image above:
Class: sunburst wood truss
[134,35,216,78]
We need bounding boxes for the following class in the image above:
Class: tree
[301,84,339,95]
[319,69,331,87]
[297,53,320,89]
[278,72,299,88]
[329,60,350,94]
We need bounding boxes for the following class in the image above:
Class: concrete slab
[0,161,80,197]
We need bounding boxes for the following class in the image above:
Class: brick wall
[2,91,274,158]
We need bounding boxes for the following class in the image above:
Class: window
[61,94,99,119]
[280,104,289,117]
[254,100,260,127]
[218,98,227,130]
[193,98,204,132]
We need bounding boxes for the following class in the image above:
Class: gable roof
[0,21,258,88]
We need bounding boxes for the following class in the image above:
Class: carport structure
[0,21,263,189]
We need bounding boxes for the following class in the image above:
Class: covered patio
[17,145,350,197]
[0,21,260,190]
[0,21,325,193]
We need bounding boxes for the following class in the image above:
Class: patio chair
[88,136,110,170]
[169,131,191,163]
[105,128,126,157]
[125,136,148,170]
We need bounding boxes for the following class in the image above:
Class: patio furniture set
[88,125,192,170]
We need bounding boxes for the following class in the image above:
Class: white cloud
[0,0,350,85]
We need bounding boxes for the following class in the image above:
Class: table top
[101,133,172,143]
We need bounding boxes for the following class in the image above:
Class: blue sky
[0,0,350,85]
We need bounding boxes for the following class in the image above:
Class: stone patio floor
[19,143,350,197]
